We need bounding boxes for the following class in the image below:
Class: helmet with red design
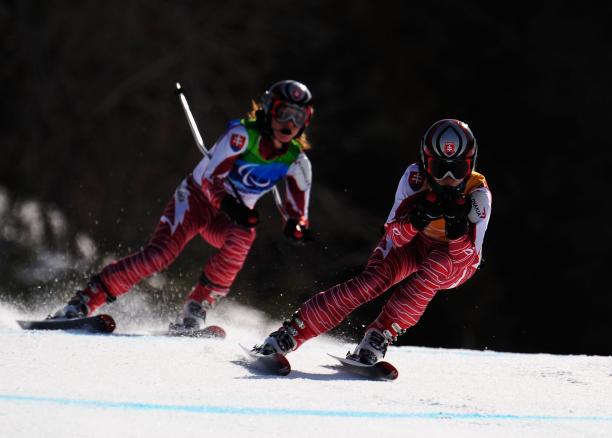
[261,80,313,130]
[419,119,478,182]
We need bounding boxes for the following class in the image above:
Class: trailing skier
[49,80,315,334]
[256,119,492,366]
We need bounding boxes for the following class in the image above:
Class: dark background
[1,1,610,355]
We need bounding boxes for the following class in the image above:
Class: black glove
[442,191,472,239]
[283,218,312,245]
[220,195,259,228]
[409,190,444,230]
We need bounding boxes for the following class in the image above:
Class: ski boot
[50,277,114,320]
[347,328,393,365]
[256,314,305,355]
[170,277,228,333]
[257,327,297,356]
[169,299,208,333]
[170,275,229,334]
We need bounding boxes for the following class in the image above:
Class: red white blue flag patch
[230,134,246,151]
[408,171,424,191]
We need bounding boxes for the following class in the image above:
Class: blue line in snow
[1,394,611,422]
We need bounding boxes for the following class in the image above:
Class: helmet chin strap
[295,125,306,139]
[256,109,272,136]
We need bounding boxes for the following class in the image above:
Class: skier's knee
[426,249,453,278]
[355,270,392,299]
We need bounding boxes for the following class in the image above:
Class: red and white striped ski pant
[292,233,478,347]
[95,176,255,306]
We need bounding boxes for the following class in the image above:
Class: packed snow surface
[1,301,611,438]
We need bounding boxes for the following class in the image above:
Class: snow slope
[1,301,611,438]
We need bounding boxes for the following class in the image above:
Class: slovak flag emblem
[230,134,246,151]
[290,84,304,100]
[408,171,424,191]
[444,141,456,155]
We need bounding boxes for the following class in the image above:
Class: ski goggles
[426,158,472,180]
[271,101,312,127]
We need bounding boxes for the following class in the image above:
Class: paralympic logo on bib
[229,161,289,193]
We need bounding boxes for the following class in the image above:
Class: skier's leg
[175,211,256,327]
[343,247,460,363]
[197,213,256,306]
[261,236,424,354]
[53,178,210,318]
[367,246,478,341]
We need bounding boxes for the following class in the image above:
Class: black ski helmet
[262,80,312,120]
[420,119,477,181]
[262,80,312,110]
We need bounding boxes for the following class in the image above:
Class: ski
[17,314,116,334]
[239,344,291,376]
[166,324,226,339]
[328,353,399,381]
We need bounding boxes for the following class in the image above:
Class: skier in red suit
[50,80,315,333]
[257,119,492,364]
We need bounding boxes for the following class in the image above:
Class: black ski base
[17,314,116,334]
[239,344,291,376]
[329,353,399,381]
[167,324,226,339]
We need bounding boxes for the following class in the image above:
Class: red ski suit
[289,164,492,347]
[85,120,312,311]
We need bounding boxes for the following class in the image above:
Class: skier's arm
[284,153,311,227]
[447,187,492,270]
[283,153,312,241]
[385,211,420,248]
[192,124,249,208]
[384,165,426,248]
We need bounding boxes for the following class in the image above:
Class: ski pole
[175,83,288,221]
[176,82,206,156]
